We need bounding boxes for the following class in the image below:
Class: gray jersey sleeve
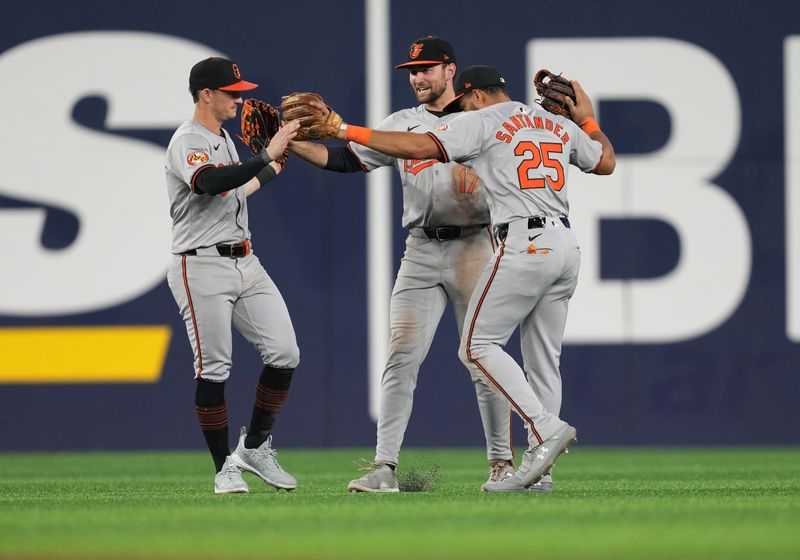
[428,111,487,166]
[168,132,215,187]
[564,120,603,172]
[348,114,398,171]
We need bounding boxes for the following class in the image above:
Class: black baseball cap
[189,57,258,91]
[443,65,506,113]
[395,36,456,69]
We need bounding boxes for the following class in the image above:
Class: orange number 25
[514,141,564,191]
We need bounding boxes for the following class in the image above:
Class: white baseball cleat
[232,427,297,490]
[214,455,250,494]
[347,461,399,493]
[486,459,516,485]
[528,473,554,493]
[481,424,576,493]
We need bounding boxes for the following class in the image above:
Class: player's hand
[564,80,595,125]
[306,99,330,118]
[266,119,300,161]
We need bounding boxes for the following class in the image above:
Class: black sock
[245,366,294,449]
[195,379,229,472]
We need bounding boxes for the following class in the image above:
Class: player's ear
[445,63,456,80]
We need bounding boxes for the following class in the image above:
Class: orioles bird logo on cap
[232,64,241,79]
[409,43,424,59]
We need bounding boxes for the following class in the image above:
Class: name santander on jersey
[494,112,571,145]
[430,101,602,223]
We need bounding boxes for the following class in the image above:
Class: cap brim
[219,80,259,91]
[395,60,450,69]
[442,93,465,113]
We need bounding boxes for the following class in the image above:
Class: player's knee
[458,337,474,367]
[384,334,422,369]
[198,369,231,383]
[459,334,491,367]
[261,341,300,370]
[281,343,301,369]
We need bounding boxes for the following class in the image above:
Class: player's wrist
[342,124,373,146]
[578,117,600,135]
[255,163,277,186]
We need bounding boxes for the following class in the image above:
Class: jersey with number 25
[430,101,602,224]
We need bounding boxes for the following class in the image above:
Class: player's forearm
[244,177,261,197]
[578,117,616,175]
[288,141,363,173]
[589,130,616,175]
[288,140,328,167]
[193,152,270,195]
[337,125,442,161]
[245,162,281,196]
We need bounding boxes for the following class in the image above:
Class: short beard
[415,81,447,105]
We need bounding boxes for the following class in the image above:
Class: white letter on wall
[528,38,750,343]
[0,32,224,315]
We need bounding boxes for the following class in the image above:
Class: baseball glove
[533,69,576,119]
[240,98,281,154]
[279,92,342,141]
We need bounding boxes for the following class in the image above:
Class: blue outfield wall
[1,0,799,451]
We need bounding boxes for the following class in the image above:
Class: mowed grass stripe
[0,448,798,559]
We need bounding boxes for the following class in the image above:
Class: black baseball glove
[239,98,282,155]
[533,69,576,119]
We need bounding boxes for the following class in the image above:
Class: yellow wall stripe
[0,326,172,384]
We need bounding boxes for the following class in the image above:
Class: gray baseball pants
[167,251,300,381]
[459,217,578,448]
[375,228,512,465]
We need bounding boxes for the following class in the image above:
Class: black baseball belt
[409,224,490,242]
[180,240,251,258]
[494,215,571,242]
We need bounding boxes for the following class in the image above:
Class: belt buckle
[218,241,247,258]
[529,216,546,229]
[232,241,248,258]
[435,227,447,241]
[216,244,233,258]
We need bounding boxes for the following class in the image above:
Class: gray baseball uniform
[165,119,299,381]
[430,101,602,446]
[350,105,512,465]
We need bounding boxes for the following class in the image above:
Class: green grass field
[1,447,798,559]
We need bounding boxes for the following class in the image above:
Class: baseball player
[330,65,616,491]
[289,37,515,492]
[165,57,302,494]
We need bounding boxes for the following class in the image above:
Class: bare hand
[564,80,595,125]
[267,120,300,161]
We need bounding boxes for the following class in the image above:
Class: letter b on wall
[527,38,751,343]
